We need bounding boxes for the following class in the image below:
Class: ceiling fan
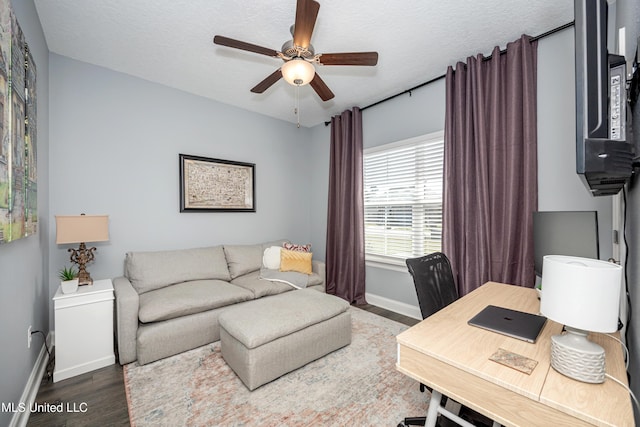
[213,0,378,102]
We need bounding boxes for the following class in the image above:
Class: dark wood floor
[26,304,418,427]
[27,361,130,427]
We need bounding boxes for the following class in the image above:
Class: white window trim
[364,131,443,155]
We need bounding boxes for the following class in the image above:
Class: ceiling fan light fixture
[281,58,315,86]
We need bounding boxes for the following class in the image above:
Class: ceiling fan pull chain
[295,84,301,128]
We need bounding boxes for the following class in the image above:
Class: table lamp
[539,255,622,383]
[55,214,109,286]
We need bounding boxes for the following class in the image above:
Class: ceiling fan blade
[318,52,379,66]
[213,35,279,57]
[250,69,283,93]
[293,0,320,49]
[309,74,334,101]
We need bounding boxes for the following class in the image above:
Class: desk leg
[427,391,482,427]
[426,390,442,427]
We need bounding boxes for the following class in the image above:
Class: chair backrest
[406,252,459,319]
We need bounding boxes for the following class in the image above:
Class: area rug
[124,307,429,426]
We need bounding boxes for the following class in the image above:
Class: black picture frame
[179,154,255,212]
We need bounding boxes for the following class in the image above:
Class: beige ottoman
[218,289,351,390]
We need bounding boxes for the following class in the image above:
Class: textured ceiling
[34,0,573,127]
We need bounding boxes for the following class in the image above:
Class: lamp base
[69,242,96,286]
[550,327,606,383]
[77,271,93,286]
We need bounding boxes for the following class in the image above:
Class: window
[363,131,444,266]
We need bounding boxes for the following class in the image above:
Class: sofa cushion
[283,242,312,252]
[138,279,254,323]
[224,244,263,279]
[126,246,231,294]
[230,270,294,298]
[262,246,282,270]
[224,240,289,279]
[280,249,313,274]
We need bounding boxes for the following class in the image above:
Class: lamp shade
[281,58,315,86]
[540,255,621,333]
[55,215,109,244]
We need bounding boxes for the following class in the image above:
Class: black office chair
[399,253,496,427]
[407,252,459,319]
[398,252,459,427]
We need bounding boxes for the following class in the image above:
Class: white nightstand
[53,278,115,382]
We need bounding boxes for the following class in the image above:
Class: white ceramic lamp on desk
[55,214,109,286]
[540,255,622,383]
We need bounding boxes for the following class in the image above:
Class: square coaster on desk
[489,348,538,375]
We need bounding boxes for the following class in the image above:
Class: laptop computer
[467,305,547,343]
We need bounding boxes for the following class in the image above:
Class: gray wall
[536,29,613,250]
[0,1,49,426]
[614,0,640,423]
[627,81,640,425]
[309,122,330,260]
[48,53,317,323]
[308,28,616,317]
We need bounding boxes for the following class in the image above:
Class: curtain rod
[325,20,574,126]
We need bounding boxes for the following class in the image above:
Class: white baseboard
[53,355,115,383]
[365,293,422,320]
[10,332,52,427]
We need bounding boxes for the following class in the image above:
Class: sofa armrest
[312,260,326,291]
[113,276,139,364]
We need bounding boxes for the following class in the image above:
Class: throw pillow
[283,242,312,252]
[280,249,313,275]
[262,246,282,270]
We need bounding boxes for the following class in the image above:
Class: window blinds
[363,132,444,264]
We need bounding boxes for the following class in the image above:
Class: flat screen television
[533,211,599,276]
[574,0,634,196]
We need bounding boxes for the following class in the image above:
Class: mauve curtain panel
[443,35,538,296]
[326,107,367,304]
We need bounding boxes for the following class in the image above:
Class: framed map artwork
[179,154,255,212]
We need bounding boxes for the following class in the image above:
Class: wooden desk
[396,282,634,427]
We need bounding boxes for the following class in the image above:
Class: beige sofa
[113,240,325,365]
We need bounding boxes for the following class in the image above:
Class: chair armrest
[113,276,139,364]
[312,260,326,290]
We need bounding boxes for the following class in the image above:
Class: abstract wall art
[0,0,37,244]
